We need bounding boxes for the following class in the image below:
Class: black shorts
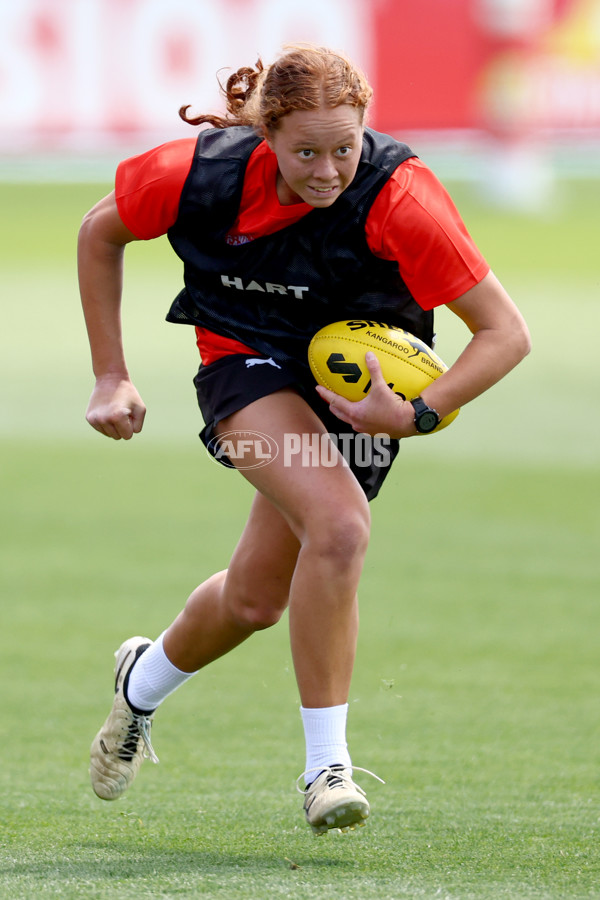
[193,354,400,501]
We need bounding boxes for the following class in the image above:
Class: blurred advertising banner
[0,0,372,151]
[0,0,599,152]
[372,0,600,135]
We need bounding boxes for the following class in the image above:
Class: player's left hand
[315,352,418,438]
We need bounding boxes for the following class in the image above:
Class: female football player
[78,44,530,834]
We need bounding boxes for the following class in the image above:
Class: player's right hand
[86,376,146,440]
[316,352,417,438]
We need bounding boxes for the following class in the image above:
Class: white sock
[126,632,195,712]
[301,703,352,785]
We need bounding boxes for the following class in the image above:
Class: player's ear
[262,125,275,152]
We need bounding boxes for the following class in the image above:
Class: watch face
[418,411,438,433]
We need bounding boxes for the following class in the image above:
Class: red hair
[180,45,372,134]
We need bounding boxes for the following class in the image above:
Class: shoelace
[136,715,159,764]
[119,714,160,764]
[295,765,385,795]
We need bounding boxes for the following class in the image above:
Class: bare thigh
[215,389,370,545]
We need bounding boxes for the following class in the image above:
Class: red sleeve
[115,138,197,239]
[365,158,489,310]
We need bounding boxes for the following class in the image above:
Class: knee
[226,585,288,631]
[307,503,371,568]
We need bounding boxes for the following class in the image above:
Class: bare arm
[78,191,146,440]
[316,271,531,438]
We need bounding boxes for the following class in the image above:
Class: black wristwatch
[410,396,440,434]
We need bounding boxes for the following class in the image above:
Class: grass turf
[0,177,599,898]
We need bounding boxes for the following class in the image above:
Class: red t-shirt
[116,138,488,364]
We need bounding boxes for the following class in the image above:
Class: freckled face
[266,105,364,207]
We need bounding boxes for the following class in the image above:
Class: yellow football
[308,319,459,432]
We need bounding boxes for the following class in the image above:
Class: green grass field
[1,176,599,899]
